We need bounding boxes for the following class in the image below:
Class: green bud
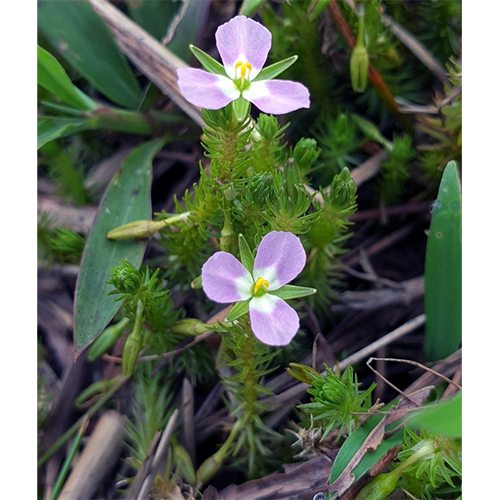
[220,212,237,255]
[350,44,369,93]
[196,454,223,486]
[354,471,400,500]
[75,377,119,406]
[329,167,357,209]
[170,319,213,336]
[191,275,202,289]
[247,172,275,206]
[107,219,166,240]
[319,377,349,406]
[293,138,321,171]
[109,260,142,294]
[122,333,141,377]
[86,318,130,362]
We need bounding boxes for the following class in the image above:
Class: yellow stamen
[235,61,252,81]
[253,277,269,294]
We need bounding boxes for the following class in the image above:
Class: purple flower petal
[215,16,272,80]
[243,80,310,115]
[177,68,239,109]
[253,232,306,290]
[202,251,253,303]
[249,294,300,346]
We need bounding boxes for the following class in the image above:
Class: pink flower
[177,16,310,116]
[201,231,315,346]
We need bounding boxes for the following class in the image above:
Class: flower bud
[196,454,223,486]
[354,471,400,500]
[107,219,167,240]
[350,44,369,93]
[293,138,321,171]
[170,319,213,336]
[86,318,130,362]
[122,333,141,377]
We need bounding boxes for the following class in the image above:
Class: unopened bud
[191,275,202,289]
[107,219,166,240]
[350,44,369,93]
[87,318,130,362]
[170,319,213,336]
[122,332,141,377]
[354,471,399,500]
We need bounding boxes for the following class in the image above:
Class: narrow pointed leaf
[189,44,227,76]
[226,299,251,322]
[38,117,92,149]
[271,285,317,300]
[37,46,98,111]
[238,234,255,274]
[253,56,298,82]
[74,139,165,356]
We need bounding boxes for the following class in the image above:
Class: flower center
[252,277,269,297]
[235,61,252,81]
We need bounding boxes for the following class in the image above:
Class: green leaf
[165,1,211,63]
[38,0,142,109]
[37,46,98,111]
[232,96,250,122]
[38,117,92,149]
[238,0,268,17]
[189,45,227,76]
[408,393,462,437]
[253,56,298,82]
[238,234,255,274]
[271,285,317,300]
[424,161,462,361]
[125,0,181,41]
[74,139,165,356]
[226,299,251,322]
[329,416,404,489]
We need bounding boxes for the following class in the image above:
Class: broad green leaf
[424,161,462,361]
[408,393,462,437]
[271,285,317,300]
[37,46,98,111]
[253,56,298,82]
[74,139,165,356]
[125,0,181,41]
[38,0,141,109]
[189,45,226,76]
[38,117,93,149]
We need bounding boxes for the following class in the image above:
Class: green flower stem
[240,330,259,420]
[37,375,128,468]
